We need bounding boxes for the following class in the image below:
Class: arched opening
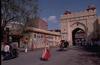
[72,28,86,46]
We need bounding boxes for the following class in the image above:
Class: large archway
[72,28,86,46]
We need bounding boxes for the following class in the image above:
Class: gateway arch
[60,5,98,46]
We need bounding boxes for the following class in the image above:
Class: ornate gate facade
[60,5,97,46]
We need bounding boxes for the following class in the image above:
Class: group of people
[1,42,19,60]
[59,40,69,51]
[1,40,69,61]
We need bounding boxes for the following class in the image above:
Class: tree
[1,0,39,43]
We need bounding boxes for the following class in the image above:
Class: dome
[64,10,71,15]
[87,5,96,11]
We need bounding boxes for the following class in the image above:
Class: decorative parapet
[86,5,96,11]
[61,5,96,20]
[25,27,61,36]
[61,11,96,20]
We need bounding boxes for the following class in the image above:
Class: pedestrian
[64,41,69,48]
[25,44,28,53]
[40,45,51,61]
[59,40,65,51]
[3,42,11,60]
[23,37,28,53]
[11,42,19,58]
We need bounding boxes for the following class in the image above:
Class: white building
[21,27,61,50]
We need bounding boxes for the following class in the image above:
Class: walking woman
[40,45,51,61]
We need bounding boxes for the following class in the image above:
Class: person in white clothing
[3,43,11,60]
[4,44,10,52]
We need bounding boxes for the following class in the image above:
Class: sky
[38,0,100,30]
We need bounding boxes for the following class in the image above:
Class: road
[1,46,100,65]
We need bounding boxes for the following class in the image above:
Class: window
[34,34,36,38]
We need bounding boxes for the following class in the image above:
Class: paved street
[1,46,100,65]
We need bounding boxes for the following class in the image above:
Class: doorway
[72,28,86,46]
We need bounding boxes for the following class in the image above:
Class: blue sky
[38,0,100,30]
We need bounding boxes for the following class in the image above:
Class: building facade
[25,18,48,30]
[37,18,48,30]
[21,27,61,50]
[60,5,100,46]
[20,17,60,50]
[6,21,24,35]
[5,21,24,47]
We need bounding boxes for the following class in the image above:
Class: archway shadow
[72,28,86,46]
